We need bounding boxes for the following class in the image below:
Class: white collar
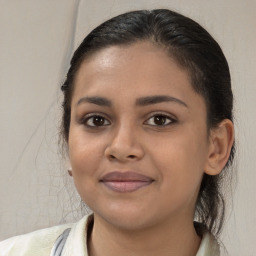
[62,214,220,256]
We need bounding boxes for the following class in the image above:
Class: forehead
[72,41,205,111]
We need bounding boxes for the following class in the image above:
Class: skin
[68,42,234,256]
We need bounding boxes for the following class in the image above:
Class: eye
[83,115,111,127]
[144,114,175,126]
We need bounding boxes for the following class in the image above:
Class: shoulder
[196,231,220,256]
[0,223,73,256]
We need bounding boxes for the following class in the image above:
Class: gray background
[0,0,255,255]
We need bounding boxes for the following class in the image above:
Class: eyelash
[81,112,176,128]
[144,113,176,126]
[81,113,111,127]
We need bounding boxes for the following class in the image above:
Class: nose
[104,124,144,162]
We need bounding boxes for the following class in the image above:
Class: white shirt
[0,214,220,256]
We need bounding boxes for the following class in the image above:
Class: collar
[61,214,220,256]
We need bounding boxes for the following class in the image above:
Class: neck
[88,214,201,256]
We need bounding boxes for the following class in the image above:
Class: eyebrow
[77,96,112,107]
[136,95,188,108]
[76,95,188,108]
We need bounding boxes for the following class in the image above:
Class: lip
[100,171,154,193]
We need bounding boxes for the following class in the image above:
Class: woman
[0,9,234,256]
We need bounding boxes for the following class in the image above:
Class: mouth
[99,171,154,193]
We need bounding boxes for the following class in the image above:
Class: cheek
[68,131,105,205]
[150,127,208,168]
[68,130,105,177]
[151,148,204,212]
[148,127,208,192]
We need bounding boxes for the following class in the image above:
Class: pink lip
[100,171,154,193]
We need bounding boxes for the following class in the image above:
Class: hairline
[69,39,212,129]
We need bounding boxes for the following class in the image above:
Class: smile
[100,171,154,193]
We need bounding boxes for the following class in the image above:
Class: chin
[92,203,159,232]
[103,214,153,231]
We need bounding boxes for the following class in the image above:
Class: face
[68,42,211,231]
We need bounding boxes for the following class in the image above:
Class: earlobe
[68,169,73,176]
[204,119,234,175]
[65,158,73,177]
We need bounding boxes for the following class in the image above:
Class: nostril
[128,155,136,159]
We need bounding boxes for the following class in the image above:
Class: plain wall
[0,1,255,255]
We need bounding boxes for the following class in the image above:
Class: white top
[0,214,220,256]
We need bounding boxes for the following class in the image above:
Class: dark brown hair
[61,9,235,237]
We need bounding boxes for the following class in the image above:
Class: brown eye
[85,115,110,127]
[154,115,168,125]
[145,114,174,126]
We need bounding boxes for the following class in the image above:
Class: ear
[204,119,234,175]
[65,158,73,177]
